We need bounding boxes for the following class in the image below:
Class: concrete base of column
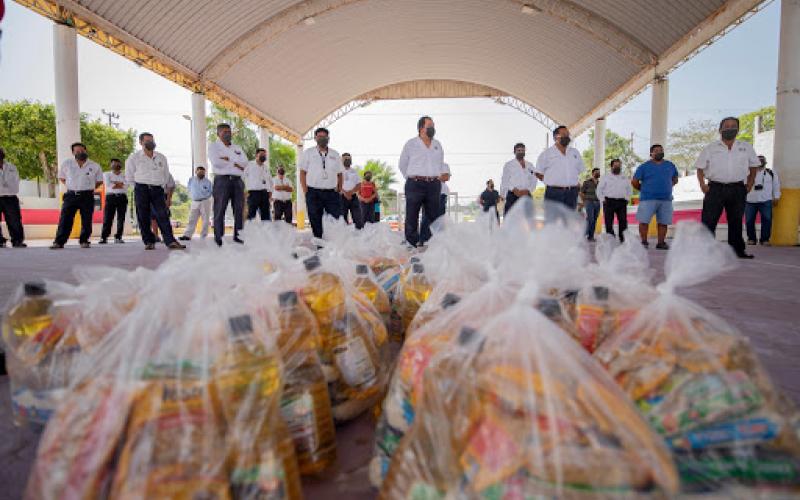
[772,188,800,246]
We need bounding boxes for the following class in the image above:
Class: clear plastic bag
[595,222,800,494]
[388,262,432,343]
[379,295,679,498]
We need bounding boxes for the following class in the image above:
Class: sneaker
[50,243,64,250]
[80,242,91,249]
[98,238,108,245]
[641,240,649,248]
[178,236,191,241]
[12,243,27,248]
[655,242,669,250]
[114,238,125,244]
[747,239,757,245]
[145,243,156,250]
[168,242,186,250]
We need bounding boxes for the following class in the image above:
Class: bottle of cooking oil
[396,263,432,340]
[275,291,337,476]
[354,264,391,324]
[3,281,59,366]
[329,312,383,421]
[301,256,346,380]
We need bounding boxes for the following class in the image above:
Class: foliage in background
[667,119,717,175]
[737,105,775,144]
[0,100,135,196]
[357,159,398,210]
[581,129,643,179]
[205,103,259,160]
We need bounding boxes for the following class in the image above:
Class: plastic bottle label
[334,336,377,388]
[281,392,318,454]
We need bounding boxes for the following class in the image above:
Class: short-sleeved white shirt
[59,158,103,191]
[125,150,171,187]
[244,161,273,191]
[500,159,536,195]
[299,147,343,189]
[0,161,21,196]
[695,140,760,183]
[342,168,361,192]
[208,140,248,177]
[272,176,293,201]
[398,137,445,178]
[104,171,128,194]
[534,145,585,187]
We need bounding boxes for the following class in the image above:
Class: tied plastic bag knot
[656,282,676,295]
[661,221,738,291]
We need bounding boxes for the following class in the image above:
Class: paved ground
[0,238,798,499]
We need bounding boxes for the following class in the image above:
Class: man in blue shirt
[179,166,213,240]
[632,144,679,249]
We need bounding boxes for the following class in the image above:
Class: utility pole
[101,109,120,128]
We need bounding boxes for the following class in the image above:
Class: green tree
[667,119,717,176]
[0,100,135,197]
[357,159,398,209]
[206,103,258,160]
[270,140,298,202]
[581,129,642,179]
[737,105,775,144]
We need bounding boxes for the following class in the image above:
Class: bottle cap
[412,263,424,274]
[356,264,369,275]
[303,255,321,271]
[279,291,298,307]
[24,281,47,297]
[593,286,610,301]
[441,293,460,309]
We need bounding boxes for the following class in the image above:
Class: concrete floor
[0,238,798,499]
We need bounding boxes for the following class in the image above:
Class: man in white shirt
[299,127,343,239]
[244,147,273,221]
[125,132,184,250]
[208,123,248,245]
[0,147,26,248]
[340,153,363,228]
[500,143,537,216]
[535,126,585,220]
[51,142,103,249]
[696,117,761,259]
[420,162,452,242]
[99,158,128,244]
[180,166,214,240]
[596,158,633,242]
[745,155,781,246]
[272,166,294,224]
[398,116,446,246]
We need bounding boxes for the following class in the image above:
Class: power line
[101,108,120,128]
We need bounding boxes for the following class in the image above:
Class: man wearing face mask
[535,126,585,219]
[100,158,128,244]
[580,168,602,241]
[596,159,632,242]
[745,155,781,246]
[51,142,103,249]
[398,116,445,247]
[272,166,294,224]
[632,145,679,249]
[340,153,363,228]
[125,133,185,250]
[358,170,378,224]
[0,147,26,248]
[208,123,248,245]
[180,166,213,240]
[299,127,344,239]
[479,179,501,222]
[244,147,273,221]
[499,143,537,216]
[695,117,761,259]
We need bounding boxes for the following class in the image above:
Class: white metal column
[258,127,271,166]
[53,23,80,173]
[772,0,800,246]
[650,77,669,148]
[295,144,306,229]
[191,92,207,169]
[593,118,606,171]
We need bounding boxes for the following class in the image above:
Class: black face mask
[143,141,156,151]
[559,136,571,147]
[653,152,665,161]
[258,155,267,163]
[316,137,329,148]
[612,167,621,174]
[343,159,352,167]
[75,152,88,161]
[515,152,525,160]
[197,173,205,179]
[278,170,285,176]
[721,128,738,141]
[364,176,372,182]
[221,132,232,143]
[425,127,435,139]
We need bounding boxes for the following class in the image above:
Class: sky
[0,0,781,198]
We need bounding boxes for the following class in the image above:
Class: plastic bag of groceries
[1,279,83,430]
[388,261,433,343]
[595,222,800,494]
[299,255,390,421]
[564,235,656,353]
[379,290,680,499]
[26,254,303,500]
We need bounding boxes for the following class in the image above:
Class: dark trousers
[745,201,772,243]
[0,196,24,245]
[134,183,176,245]
[603,198,628,241]
[544,186,579,223]
[504,191,520,216]
[247,190,271,221]
[101,193,127,240]
[342,194,363,228]
[584,200,600,239]
[213,175,245,242]
[418,191,446,244]
[306,187,341,238]
[701,182,747,255]
[360,201,375,225]
[274,200,293,224]
[54,191,94,245]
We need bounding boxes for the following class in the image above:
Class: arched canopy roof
[21,0,765,143]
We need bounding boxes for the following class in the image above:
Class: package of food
[354,264,392,326]
[595,223,800,493]
[380,295,679,498]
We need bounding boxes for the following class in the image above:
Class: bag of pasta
[595,222,800,494]
[380,291,679,499]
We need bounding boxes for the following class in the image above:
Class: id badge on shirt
[322,170,329,180]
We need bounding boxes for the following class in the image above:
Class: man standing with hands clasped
[340,153,363,228]
[535,126,584,220]
[51,142,103,249]
[596,159,632,242]
[244,147,273,221]
[696,117,761,259]
[209,123,247,245]
[299,127,343,239]
[99,158,128,244]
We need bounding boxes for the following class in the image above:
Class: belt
[216,174,242,179]
[546,185,577,190]
[106,192,127,196]
[67,190,94,195]
[409,176,440,182]
[192,197,211,202]
[708,181,744,186]
[605,197,627,202]
[308,187,336,192]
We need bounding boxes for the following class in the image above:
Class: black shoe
[215,239,223,247]
[80,242,91,249]
[114,238,125,244]
[145,243,156,250]
[586,237,596,242]
[747,239,757,246]
[99,238,108,245]
[737,252,755,259]
[178,236,191,241]
[168,242,186,250]
[641,240,649,248]
[655,242,669,250]
[12,243,27,248]
[760,241,770,246]
[0,242,6,248]
[233,237,244,244]
[50,243,64,250]
[155,237,163,243]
